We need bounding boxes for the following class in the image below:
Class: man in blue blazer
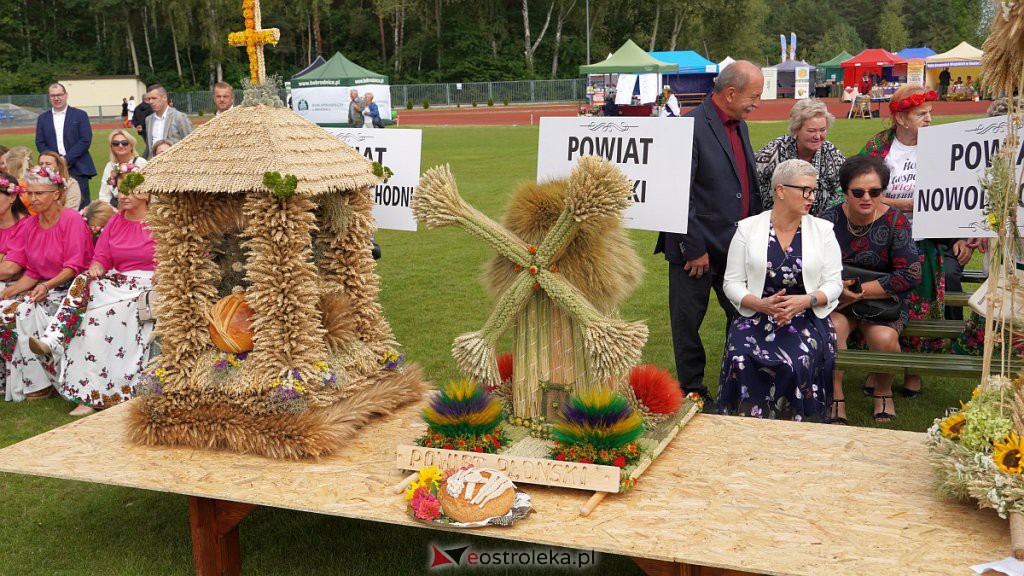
[35,83,96,209]
[654,61,765,404]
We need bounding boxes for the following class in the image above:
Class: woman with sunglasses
[862,84,945,398]
[820,155,922,424]
[0,166,92,402]
[97,129,147,206]
[719,159,843,421]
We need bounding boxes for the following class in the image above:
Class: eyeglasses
[849,187,885,199]
[111,140,131,147]
[781,184,818,199]
[48,93,66,99]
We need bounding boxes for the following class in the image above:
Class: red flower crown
[27,166,65,190]
[889,90,938,114]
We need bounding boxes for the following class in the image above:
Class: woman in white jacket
[719,159,843,422]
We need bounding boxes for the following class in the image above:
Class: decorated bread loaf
[438,467,516,523]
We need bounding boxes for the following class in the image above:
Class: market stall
[841,48,906,89]
[926,41,983,97]
[580,39,677,115]
[817,50,853,85]
[770,59,817,98]
[290,51,391,125]
[648,50,717,98]
[895,47,936,84]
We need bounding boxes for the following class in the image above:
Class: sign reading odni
[536,117,693,234]
[913,116,1024,239]
[324,128,421,231]
[395,445,621,492]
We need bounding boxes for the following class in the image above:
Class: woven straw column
[148,193,223,378]
[243,192,326,378]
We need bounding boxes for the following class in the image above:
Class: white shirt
[150,110,168,143]
[52,107,67,155]
[215,105,233,116]
[659,94,680,117]
[127,100,137,114]
[885,138,918,218]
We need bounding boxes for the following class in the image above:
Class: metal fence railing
[0,78,586,127]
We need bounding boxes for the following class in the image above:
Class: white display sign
[293,84,392,125]
[637,73,659,104]
[324,128,421,231]
[536,117,693,233]
[761,67,778,100]
[794,66,810,99]
[615,74,636,105]
[913,116,1024,239]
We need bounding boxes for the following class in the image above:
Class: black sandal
[828,399,848,425]
[873,394,896,423]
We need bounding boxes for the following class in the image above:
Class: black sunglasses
[848,187,884,198]
[781,184,818,199]
[111,140,131,147]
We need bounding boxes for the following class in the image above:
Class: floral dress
[718,225,836,422]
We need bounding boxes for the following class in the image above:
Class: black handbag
[841,211,901,323]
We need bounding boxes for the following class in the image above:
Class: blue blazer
[655,98,761,267]
[35,107,97,178]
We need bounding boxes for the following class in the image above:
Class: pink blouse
[92,212,156,272]
[0,218,25,256]
[6,209,93,280]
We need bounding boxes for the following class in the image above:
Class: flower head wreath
[889,90,939,115]
[107,162,141,188]
[27,166,65,190]
[0,175,23,197]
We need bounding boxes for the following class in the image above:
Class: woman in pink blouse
[0,172,29,261]
[0,166,92,402]
[31,166,156,415]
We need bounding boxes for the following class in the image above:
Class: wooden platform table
[0,400,1010,575]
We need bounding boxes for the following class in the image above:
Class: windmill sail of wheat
[414,157,647,422]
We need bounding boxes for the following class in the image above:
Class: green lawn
[0,116,985,575]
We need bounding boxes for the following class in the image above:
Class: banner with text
[761,67,778,100]
[324,127,421,231]
[293,85,393,125]
[794,66,810,99]
[913,116,1024,239]
[536,117,693,233]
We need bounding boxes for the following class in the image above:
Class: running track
[0,98,989,134]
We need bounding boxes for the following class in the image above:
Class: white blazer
[723,211,843,319]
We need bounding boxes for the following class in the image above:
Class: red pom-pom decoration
[496,352,514,384]
[628,364,683,415]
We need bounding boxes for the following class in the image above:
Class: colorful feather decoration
[629,364,683,415]
[552,389,645,450]
[421,379,503,438]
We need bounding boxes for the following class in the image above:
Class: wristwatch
[808,294,819,307]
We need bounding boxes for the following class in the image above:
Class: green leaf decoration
[263,171,298,198]
[118,172,145,195]
[372,162,394,183]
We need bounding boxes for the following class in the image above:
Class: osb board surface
[0,400,1007,576]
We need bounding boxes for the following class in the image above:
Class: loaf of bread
[438,467,516,523]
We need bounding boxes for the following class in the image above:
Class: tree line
[0,0,988,94]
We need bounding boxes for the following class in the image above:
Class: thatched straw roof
[136,104,380,196]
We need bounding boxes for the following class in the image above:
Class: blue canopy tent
[896,47,936,60]
[649,51,718,95]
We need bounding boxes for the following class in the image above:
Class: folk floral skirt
[1,289,66,401]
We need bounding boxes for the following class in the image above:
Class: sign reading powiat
[914,117,1024,239]
[325,128,422,231]
[536,117,693,234]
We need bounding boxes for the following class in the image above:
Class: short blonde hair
[788,98,835,134]
[770,158,818,193]
[107,129,140,162]
[2,147,31,180]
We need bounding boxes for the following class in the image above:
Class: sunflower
[994,432,1024,475]
[939,412,967,439]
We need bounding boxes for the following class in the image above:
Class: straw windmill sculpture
[414,157,647,424]
[127,1,424,460]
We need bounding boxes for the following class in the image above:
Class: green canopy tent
[290,51,392,126]
[818,50,854,85]
[580,40,677,106]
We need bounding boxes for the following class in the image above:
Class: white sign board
[324,128,421,231]
[536,117,693,233]
[293,84,392,125]
[615,74,636,105]
[761,67,778,100]
[794,66,810,99]
[913,116,1023,239]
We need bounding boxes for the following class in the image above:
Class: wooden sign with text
[395,445,621,493]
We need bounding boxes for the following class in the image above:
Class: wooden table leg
[188,496,257,576]
[632,557,760,576]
